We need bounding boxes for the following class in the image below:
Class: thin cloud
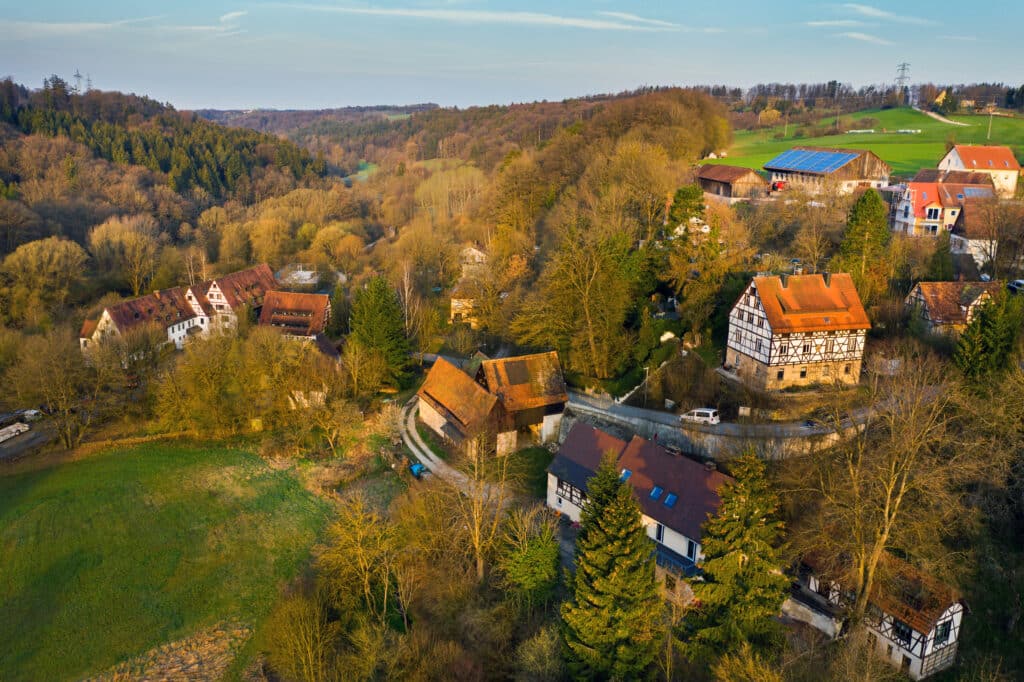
[596,11,679,29]
[938,34,977,42]
[269,4,679,31]
[842,3,934,25]
[838,31,893,45]
[806,20,865,27]
[220,11,248,24]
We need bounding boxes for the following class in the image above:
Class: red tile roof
[478,351,568,412]
[870,554,961,635]
[79,318,98,339]
[103,286,195,333]
[418,358,500,439]
[750,274,871,334]
[258,290,330,336]
[952,145,1021,172]
[617,436,733,541]
[904,182,993,218]
[197,263,277,310]
[908,281,1001,325]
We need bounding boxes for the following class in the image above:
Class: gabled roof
[259,290,330,336]
[547,422,628,491]
[870,554,961,635]
[417,358,499,439]
[749,274,871,334]
[764,146,887,176]
[617,436,733,542]
[950,199,1024,240]
[102,286,196,333]
[79,318,98,339]
[196,263,277,310]
[904,182,994,218]
[950,145,1021,172]
[696,164,766,184]
[478,351,568,412]
[908,281,1001,325]
[912,168,995,186]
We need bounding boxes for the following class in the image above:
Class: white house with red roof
[546,423,733,599]
[938,145,1021,198]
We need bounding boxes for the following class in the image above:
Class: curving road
[400,396,470,489]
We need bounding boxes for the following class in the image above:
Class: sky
[0,1,1021,110]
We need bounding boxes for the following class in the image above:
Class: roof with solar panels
[764,146,890,178]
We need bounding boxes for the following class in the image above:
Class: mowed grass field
[0,442,330,681]
[709,107,1024,176]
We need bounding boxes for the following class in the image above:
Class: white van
[679,408,720,425]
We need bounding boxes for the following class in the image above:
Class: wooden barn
[764,146,891,195]
[696,164,767,200]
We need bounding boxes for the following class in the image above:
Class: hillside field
[0,442,329,681]
[709,107,1024,176]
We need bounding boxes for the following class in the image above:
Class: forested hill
[199,88,732,177]
[0,76,326,202]
[196,104,440,136]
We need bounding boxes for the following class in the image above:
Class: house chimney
[780,274,788,288]
[823,271,831,286]
[704,461,717,472]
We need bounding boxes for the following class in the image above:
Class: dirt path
[400,397,469,490]
[917,108,970,126]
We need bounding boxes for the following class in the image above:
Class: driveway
[399,397,470,491]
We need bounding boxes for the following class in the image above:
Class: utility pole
[987,101,996,140]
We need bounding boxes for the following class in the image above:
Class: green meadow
[709,107,1024,177]
[0,442,329,681]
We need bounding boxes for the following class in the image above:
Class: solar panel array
[964,187,991,198]
[765,148,859,175]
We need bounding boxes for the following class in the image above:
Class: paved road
[400,397,470,490]
[568,390,865,439]
[0,423,57,463]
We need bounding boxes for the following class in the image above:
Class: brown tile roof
[908,281,1000,325]
[951,144,1021,172]
[912,168,995,186]
[618,436,733,541]
[870,554,961,635]
[953,199,1024,240]
[104,286,195,333]
[418,358,500,439]
[258,290,330,336]
[696,164,766,185]
[196,263,277,310]
[478,351,568,412]
[751,274,871,334]
[548,422,629,491]
[79,318,98,339]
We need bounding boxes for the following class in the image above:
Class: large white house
[546,423,733,599]
[80,264,278,351]
[784,554,963,680]
[725,273,870,390]
[890,181,994,236]
[938,145,1021,198]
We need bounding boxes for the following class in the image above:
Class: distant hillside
[708,107,1024,177]
[196,104,440,136]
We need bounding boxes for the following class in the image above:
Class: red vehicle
[771,180,787,192]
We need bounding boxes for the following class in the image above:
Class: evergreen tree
[562,455,661,680]
[349,276,411,387]
[684,453,789,663]
[955,291,1023,381]
[832,188,891,304]
[926,231,955,281]
[668,184,705,226]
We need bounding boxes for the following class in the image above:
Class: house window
[902,656,912,672]
[686,539,697,560]
[892,619,913,646]
[903,205,910,218]
[848,337,857,352]
[756,317,763,327]
[650,486,664,500]
[886,644,893,657]
[927,207,940,220]
[926,224,938,235]
[800,367,807,379]
[556,479,586,507]
[747,312,754,323]
[934,621,951,646]
[755,340,762,353]
[777,369,784,380]
[655,523,664,543]
[825,339,834,353]
[779,344,788,356]
[802,343,811,354]
[844,364,851,374]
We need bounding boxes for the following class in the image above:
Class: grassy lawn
[0,441,330,682]
[415,421,451,460]
[708,107,1024,177]
[508,447,554,499]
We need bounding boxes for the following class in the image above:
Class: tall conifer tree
[562,455,661,679]
[349,276,411,387]
[685,453,789,663]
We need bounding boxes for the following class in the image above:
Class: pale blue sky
[0,1,1020,110]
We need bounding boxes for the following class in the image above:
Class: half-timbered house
[905,280,1001,336]
[725,273,870,390]
[546,423,733,602]
[784,554,963,680]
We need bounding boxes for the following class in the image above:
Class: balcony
[654,543,699,578]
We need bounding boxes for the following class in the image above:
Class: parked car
[0,422,30,444]
[15,409,42,422]
[680,408,720,425]
[1008,280,1024,295]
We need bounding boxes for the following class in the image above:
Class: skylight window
[650,486,664,500]
[664,493,678,508]
[620,469,632,481]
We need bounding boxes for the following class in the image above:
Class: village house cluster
[78,263,333,353]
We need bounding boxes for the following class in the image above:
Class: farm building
[905,281,1001,336]
[695,164,767,200]
[784,553,963,680]
[258,290,331,339]
[763,146,891,195]
[417,358,505,455]
[938,145,1021,198]
[725,273,870,390]
[546,422,733,602]
[475,351,567,451]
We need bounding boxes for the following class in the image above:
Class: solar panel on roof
[964,187,990,197]
[765,149,858,175]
